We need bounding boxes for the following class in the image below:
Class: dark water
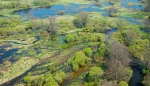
[106,28,117,37]
[33,36,41,43]
[129,66,144,86]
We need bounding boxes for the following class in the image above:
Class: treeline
[0,0,28,10]
[0,0,58,10]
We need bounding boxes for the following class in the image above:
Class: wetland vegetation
[0,0,150,86]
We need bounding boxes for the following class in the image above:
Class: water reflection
[121,0,143,10]
[12,3,107,18]
[0,45,18,63]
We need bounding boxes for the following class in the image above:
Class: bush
[24,73,32,84]
[61,44,69,49]
[54,72,66,84]
[108,6,118,17]
[72,51,92,71]
[73,64,79,71]
[84,48,92,57]
[86,66,104,82]
[66,34,75,43]
[73,12,89,27]
[118,81,128,86]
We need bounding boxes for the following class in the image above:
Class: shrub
[118,81,128,86]
[84,48,92,57]
[66,34,74,43]
[54,72,66,84]
[24,73,32,84]
[86,66,104,82]
[72,51,92,71]
[61,44,69,49]
[73,12,89,27]
[73,64,79,71]
[108,6,118,17]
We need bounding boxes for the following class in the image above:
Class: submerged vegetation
[0,0,150,86]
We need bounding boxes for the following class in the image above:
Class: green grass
[0,57,38,84]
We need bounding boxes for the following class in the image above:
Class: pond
[12,1,144,25]
[12,3,108,19]
[121,0,143,10]
[0,45,18,63]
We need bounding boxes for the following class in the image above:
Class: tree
[73,64,79,71]
[109,42,131,66]
[86,66,104,82]
[145,16,150,32]
[144,1,150,12]
[84,48,92,57]
[102,80,117,86]
[108,6,117,17]
[24,73,32,84]
[47,16,58,35]
[65,34,75,43]
[73,12,89,27]
[72,51,91,71]
[145,16,150,40]
[49,65,56,73]
[105,60,132,82]
[143,48,150,70]
[129,39,149,60]
[99,43,108,56]
[118,81,128,86]
[54,72,66,84]
[124,29,137,45]
[142,73,150,86]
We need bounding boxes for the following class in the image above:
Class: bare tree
[143,48,150,70]
[47,16,58,35]
[144,1,150,12]
[109,41,131,66]
[144,16,150,41]
[145,16,150,32]
[74,12,89,27]
[102,80,117,86]
[108,6,117,17]
[142,73,150,86]
[105,59,132,82]
[124,29,137,45]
